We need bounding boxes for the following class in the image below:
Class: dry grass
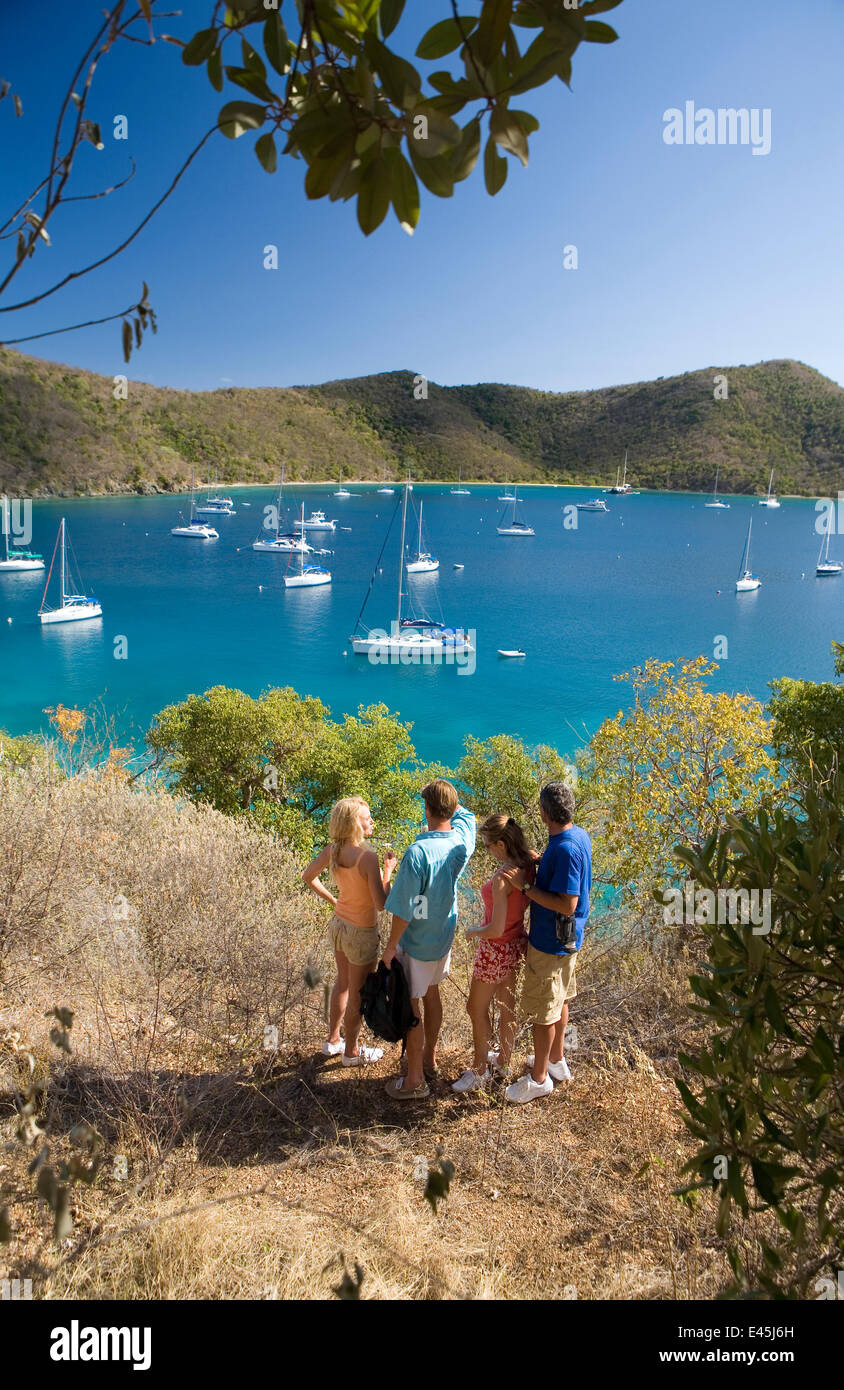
[0,765,731,1300]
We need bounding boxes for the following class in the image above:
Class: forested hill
[0,348,841,497]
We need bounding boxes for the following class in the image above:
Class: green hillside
[0,348,841,497]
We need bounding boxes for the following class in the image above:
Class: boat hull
[352,632,472,657]
[171,525,218,539]
[40,601,102,624]
[816,564,843,577]
[735,577,761,592]
[497,526,535,536]
[406,559,439,573]
[0,557,45,571]
[252,539,310,552]
[284,572,331,588]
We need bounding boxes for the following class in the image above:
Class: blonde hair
[328,796,369,874]
[480,813,535,871]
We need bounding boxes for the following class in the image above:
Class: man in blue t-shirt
[381,779,476,1101]
[501,782,591,1105]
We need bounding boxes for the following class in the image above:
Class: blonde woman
[453,813,536,1093]
[303,797,397,1066]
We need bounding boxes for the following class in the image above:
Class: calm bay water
[1,485,840,767]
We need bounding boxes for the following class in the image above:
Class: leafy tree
[585,657,777,899]
[146,684,439,854]
[768,641,844,788]
[671,776,844,1297]
[1,0,623,359]
[455,732,576,851]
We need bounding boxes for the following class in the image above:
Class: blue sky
[1,0,842,394]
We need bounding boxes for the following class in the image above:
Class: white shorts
[396,944,452,1000]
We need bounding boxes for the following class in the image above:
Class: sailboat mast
[60,518,66,606]
[2,496,8,562]
[417,501,423,560]
[397,481,408,626]
[622,450,628,487]
[713,466,719,500]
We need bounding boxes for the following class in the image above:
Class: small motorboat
[498,649,526,658]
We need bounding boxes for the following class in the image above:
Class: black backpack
[359,960,418,1047]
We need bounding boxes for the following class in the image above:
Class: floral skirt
[472,933,528,986]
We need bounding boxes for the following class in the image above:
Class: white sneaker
[528,1054,571,1082]
[486,1051,509,1078]
[451,1068,491,1094]
[505,1073,554,1105]
[341,1045,383,1067]
[322,1040,344,1056]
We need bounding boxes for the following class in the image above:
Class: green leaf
[408,105,461,158]
[207,48,223,92]
[255,131,278,173]
[357,160,391,235]
[182,29,218,66]
[380,0,406,39]
[263,14,291,76]
[583,20,619,43]
[218,101,267,139]
[364,34,421,106]
[416,16,478,61]
[408,143,455,198]
[451,115,481,182]
[387,149,419,234]
[475,0,512,66]
[582,0,624,12]
[485,130,509,191]
[121,320,132,364]
[490,106,530,165]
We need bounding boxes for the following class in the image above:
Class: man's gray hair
[539,782,575,825]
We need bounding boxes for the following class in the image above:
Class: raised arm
[302,844,336,910]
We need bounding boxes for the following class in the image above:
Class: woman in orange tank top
[304,797,397,1066]
[452,813,538,1095]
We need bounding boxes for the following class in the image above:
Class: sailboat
[284,506,331,587]
[497,486,535,536]
[294,509,337,532]
[377,466,395,495]
[735,517,762,592]
[335,473,353,498]
[38,518,102,624]
[252,468,310,552]
[758,468,781,508]
[0,495,44,571]
[704,467,730,508]
[406,498,439,574]
[498,480,517,502]
[172,473,219,539]
[451,468,470,495]
[350,483,472,658]
[605,450,633,495]
[195,476,235,517]
[816,528,843,577]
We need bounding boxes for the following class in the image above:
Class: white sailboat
[735,517,762,592]
[497,486,535,536]
[451,468,470,495]
[377,466,395,494]
[252,468,311,552]
[335,473,352,498]
[284,505,331,587]
[405,498,439,574]
[704,466,730,508]
[758,469,781,508]
[576,498,609,512]
[0,495,44,571]
[195,477,235,517]
[605,450,633,495]
[38,518,102,624]
[350,482,472,658]
[816,528,843,577]
[172,474,219,539]
[498,480,517,502]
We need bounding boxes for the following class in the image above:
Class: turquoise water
[1,486,840,766]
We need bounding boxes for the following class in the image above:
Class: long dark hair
[479,813,535,872]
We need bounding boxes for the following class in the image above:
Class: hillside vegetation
[0,348,842,497]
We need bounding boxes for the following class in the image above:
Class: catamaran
[406,498,439,574]
[0,495,44,571]
[283,506,331,587]
[38,518,102,624]
[294,509,337,533]
[735,517,761,592]
[252,468,311,552]
[705,466,730,508]
[758,468,781,508]
[350,482,472,658]
[605,450,633,495]
[497,486,535,536]
[451,468,470,495]
[816,528,843,577]
[172,474,219,538]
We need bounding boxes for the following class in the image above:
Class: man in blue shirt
[502,782,591,1105]
[382,780,476,1100]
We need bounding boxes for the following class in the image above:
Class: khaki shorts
[329,915,380,967]
[396,944,452,1000]
[520,945,578,1026]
